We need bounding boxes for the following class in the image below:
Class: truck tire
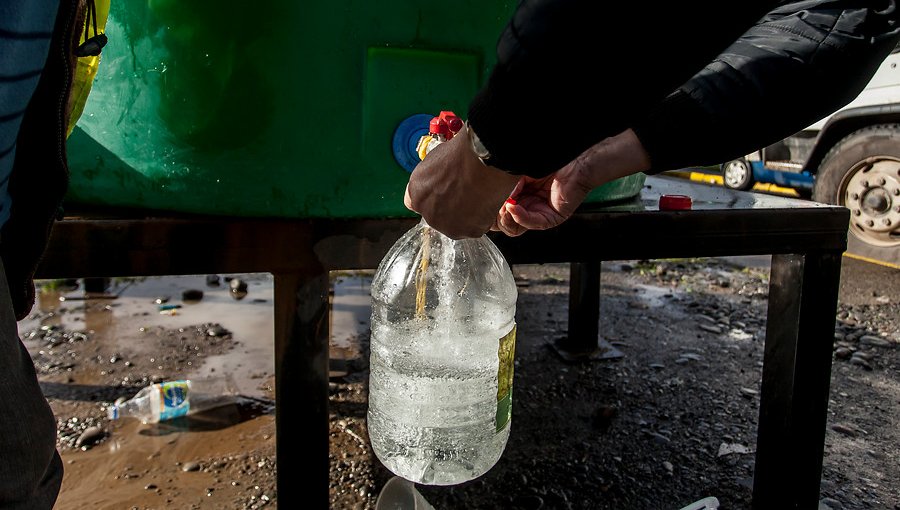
[813,124,900,267]
[721,158,755,191]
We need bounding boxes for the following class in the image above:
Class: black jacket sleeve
[632,1,900,173]
[468,0,900,178]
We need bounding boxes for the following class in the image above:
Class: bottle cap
[659,194,692,210]
[439,111,463,136]
[428,117,449,137]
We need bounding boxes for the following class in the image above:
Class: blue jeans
[0,258,63,509]
[1,1,65,506]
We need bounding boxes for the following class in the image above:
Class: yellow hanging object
[415,134,434,162]
[67,0,110,138]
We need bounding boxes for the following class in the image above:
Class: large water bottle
[108,374,239,424]
[367,215,518,485]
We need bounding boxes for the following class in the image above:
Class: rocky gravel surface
[25,259,899,509]
[327,258,899,510]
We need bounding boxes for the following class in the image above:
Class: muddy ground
[22,256,899,510]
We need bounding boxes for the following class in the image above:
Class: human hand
[496,129,652,237]
[404,128,520,239]
[495,163,595,237]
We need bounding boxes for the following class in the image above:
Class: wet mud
[21,260,900,509]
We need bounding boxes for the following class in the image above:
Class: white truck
[720,45,900,267]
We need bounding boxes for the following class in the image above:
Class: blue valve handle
[392,114,435,172]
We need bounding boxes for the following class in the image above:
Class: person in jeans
[1,0,80,507]
[405,1,900,239]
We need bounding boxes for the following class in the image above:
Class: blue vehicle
[719,46,900,267]
[720,151,814,196]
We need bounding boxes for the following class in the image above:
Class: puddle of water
[57,411,276,510]
[330,273,372,368]
[25,275,275,398]
[32,273,375,509]
[26,272,374,395]
[133,397,275,436]
[635,283,678,308]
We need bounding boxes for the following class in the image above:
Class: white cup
[375,476,436,510]
[678,496,720,510]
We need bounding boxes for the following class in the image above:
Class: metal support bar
[551,262,623,362]
[274,269,331,509]
[752,252,843,509]
[564,261,601,354]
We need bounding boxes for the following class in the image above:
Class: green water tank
[66,1,644,218]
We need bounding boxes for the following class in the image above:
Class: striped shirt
[0,0,59,230]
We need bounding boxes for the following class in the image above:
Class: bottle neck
[108,398,140,420]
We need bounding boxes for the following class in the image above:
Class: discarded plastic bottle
[108,374,239,424]
[367,111,518,486]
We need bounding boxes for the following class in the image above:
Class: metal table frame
[35,176,849,509]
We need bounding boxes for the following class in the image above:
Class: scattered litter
[207,325,230,337]
[229,279,248,300]
[728,329,754,341]
[717,443,752,457]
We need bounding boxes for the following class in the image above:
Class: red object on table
[659,194,693,210]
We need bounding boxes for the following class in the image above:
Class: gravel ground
[24,257,899,509]
[328,258,899,510]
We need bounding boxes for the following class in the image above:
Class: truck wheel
[721,158,754,191]
[813,124,900,266]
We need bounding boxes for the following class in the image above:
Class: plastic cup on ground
[375,476,436,510]
[677,496,720,510]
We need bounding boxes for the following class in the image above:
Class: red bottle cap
[438,111,463,138]
[659,194,692,210]
[429,117,449,137]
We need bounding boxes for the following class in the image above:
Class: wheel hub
[862,188,890,214]
[724,161,748,188]
[842,158,900,247]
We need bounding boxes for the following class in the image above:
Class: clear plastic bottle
[107,374,239,424]
[367,218,518,485]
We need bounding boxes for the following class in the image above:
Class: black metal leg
[753,252,843,509]
[551,262,623,362]
[274,270,331,509]
[565,261,601,353]
[83,277,109,293]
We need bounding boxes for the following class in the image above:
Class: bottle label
[158,381,190,421]
[496,325,517,432]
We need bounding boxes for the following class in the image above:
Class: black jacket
[468,0,900,177]
[2,0,80,320]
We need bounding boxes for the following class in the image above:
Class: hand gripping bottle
[367,112,518,485]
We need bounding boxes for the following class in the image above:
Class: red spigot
[439,111,463,137]
[429,117,450,139]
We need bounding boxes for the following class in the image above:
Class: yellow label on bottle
[496,325,516,432]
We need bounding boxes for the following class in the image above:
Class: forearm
[577,129,651,189]
[632,1,900,172]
